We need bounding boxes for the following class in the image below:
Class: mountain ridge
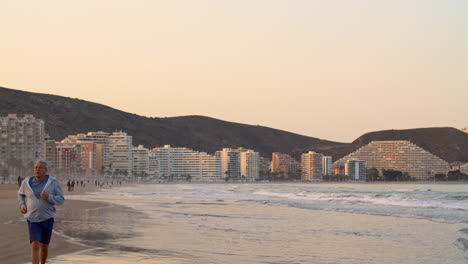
[1,86,467,162]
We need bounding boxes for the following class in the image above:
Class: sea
[50,183,468,264]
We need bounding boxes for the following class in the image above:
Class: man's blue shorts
[28,218,54,244]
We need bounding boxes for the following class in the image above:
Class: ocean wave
[446,195,468,200]
[252,191,468,210]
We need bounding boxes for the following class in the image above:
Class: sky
[1,0,467,143]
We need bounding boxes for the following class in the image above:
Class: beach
[0,183,107,264]
[2,182,467,264]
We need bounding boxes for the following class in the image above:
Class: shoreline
[3,182,467,263]
[0,183,107,264]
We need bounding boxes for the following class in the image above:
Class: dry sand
[0,182,105,264]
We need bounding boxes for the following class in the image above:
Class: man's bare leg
[31,240,40,264]
[40,242,49,264]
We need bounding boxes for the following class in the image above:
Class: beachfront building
[333,140,448,180]
[322,156,332,176]
[258,156,271,178]
[0,114,45,181]
[216,148,242,180]
[45,135,56,173]
[240,150,260,182]
[63,132,109,177]
[345,159,366,180]
[81,132,110,176]
[109,131,133,178]
[461,163,468,175]
[449,161,465,171]
[271,152,300,179]
[132,145,149,179]
[55,141,98,179]
[301,151,323,181]
[55,142,79,179]
[151,145,221,181]
[148,151,158,179]
[61,136,101,178]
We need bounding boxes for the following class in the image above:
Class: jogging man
[18,160,64,264]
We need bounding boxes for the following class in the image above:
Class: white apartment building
[151,145,221,181]
[345,159,366,180]
[240,150,260,182]
[109,131,133,178]
[0,114,45,181]
[133,145,149,178]
[301,151,323,181]
[148,151,159,179]
[322,156,332,176]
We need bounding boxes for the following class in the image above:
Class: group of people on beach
[65,179,85,191]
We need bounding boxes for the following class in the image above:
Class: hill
[344,128,468,163]
[0,87,343,159]
[1,87,467,162]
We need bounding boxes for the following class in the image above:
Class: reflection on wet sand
[55,203,146,245]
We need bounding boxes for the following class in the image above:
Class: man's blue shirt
[29,175,49,199]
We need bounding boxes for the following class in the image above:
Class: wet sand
[0,183,106,264]
[3,182,467,263]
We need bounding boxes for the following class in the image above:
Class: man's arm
[18,182,27,213]
[45,181,65,206]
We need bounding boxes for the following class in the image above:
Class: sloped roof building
[333,140,448,180]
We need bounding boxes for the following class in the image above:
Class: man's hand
[40,191,49,201]
[21,205,27,214]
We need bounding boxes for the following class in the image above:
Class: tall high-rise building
[271,152,300,178]
[240,150,260,182]
[133,145,149,178]
[148,151,159,179]
[44,135,56,173]
[109,131,133,178]
[333,141,448,180]
[216,148,242,179]
[322,156,332,176]
[345,159,366,180]
[65,131,110,176]
[55,141,97,179]
[258,156,271,178]
[151,145,221,181]
[301,151,323,181]
[0,114,45,181]
[55,142,79,179]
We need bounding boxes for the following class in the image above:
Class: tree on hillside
[366,167,379,181]
[448,170,463,181]
[382,169,403,181]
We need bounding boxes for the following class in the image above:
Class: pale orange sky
[1,0,467,142]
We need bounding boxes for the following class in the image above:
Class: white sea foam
[253,190,468,210]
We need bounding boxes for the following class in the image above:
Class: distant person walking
[18,160,64,264]
[66,180,71,192]
[17,176,24,188]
